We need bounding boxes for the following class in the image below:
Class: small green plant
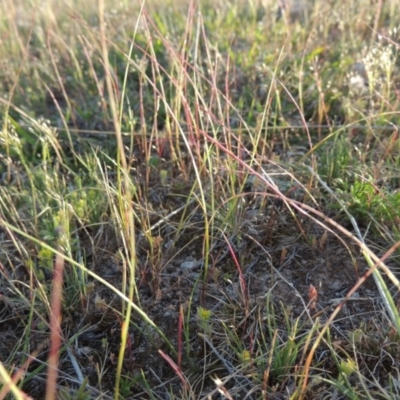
[344,179,400,228]
[118,376,136,399]
[337,357,357,386]
[197,306,213,335]
[58,378,92,400]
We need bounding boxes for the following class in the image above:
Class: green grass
[1,0,400,399]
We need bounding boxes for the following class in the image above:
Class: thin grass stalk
[158,350,195,398]
[0,364,30,400]
[22,292,36,364]
[178,304,184,370]
[263,329,278,400]
[98,0,140,398]
[222,232,248,316]
[46,31,77,139]
[0,352,38,400]
[45,251,65,400]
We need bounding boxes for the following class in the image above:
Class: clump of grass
[1,0,400,399]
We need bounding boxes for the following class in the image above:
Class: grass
[1,0,400,398]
